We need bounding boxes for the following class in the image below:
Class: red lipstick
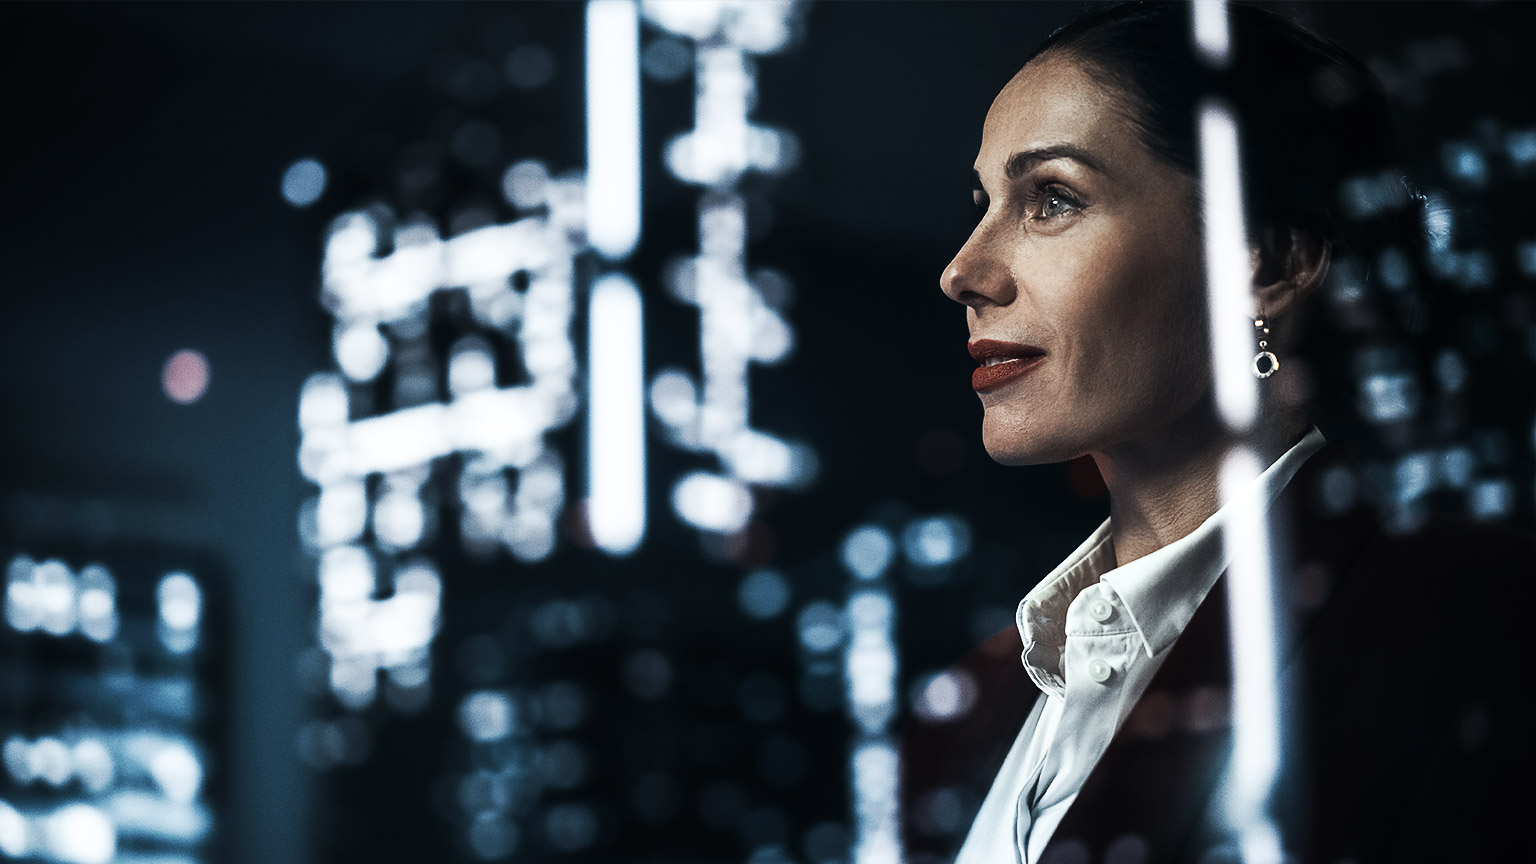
[969,339,1046,391]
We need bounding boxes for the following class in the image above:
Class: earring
[1252,317,1278,378]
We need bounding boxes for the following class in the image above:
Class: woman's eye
[1034,186,1081,220]
[1041,194,1075,218]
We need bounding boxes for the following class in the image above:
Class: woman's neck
[1091,409,1306,569]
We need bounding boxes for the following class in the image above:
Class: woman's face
[942,54,1214,466]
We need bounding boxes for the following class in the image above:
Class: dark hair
[1023,1,1409,254]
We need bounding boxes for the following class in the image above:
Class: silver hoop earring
[1252,317,1278,379]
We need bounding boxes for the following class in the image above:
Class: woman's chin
[979,419,1072,467]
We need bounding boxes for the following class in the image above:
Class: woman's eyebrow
[1003,144,1107,179]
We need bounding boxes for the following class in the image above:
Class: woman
[901,3,1534,863]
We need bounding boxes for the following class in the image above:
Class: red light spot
[162,349,210,404]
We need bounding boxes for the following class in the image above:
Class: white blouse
[953,427,1326,864]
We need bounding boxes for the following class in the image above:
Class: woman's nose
[939,230,1015,309]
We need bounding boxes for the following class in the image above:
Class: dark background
[2,2,1531,863]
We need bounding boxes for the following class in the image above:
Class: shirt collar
[1017,427,1328,691]
[1015,522,1117,697]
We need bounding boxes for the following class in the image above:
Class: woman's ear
[1249,227,1330,319]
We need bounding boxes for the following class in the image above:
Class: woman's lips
[969,339,1046,392]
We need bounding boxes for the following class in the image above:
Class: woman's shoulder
[1277,438,1534,629]
[898,620,1034,861]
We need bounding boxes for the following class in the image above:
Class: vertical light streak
[1200,102,1259,433]
[1196,6,1284,860]
[1193,0,1231,66]
[585,0,642,260]
[851,740,901,864]
[1218,447,1283,862]
[588,274,647,554]
[841,526,901,864]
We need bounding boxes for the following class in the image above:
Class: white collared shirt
[953,428,1326,864]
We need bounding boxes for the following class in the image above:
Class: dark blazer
[901,442,1535,863]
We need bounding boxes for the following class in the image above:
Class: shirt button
[1088,658,1113,683]
[1088,599,1114,623]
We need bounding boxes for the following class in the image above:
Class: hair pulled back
[1025,1,1408,254]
